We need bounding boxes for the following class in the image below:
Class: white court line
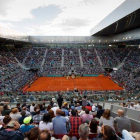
[48,80,54,89]
[84,80,89,87]
[48,78,101,89]
[93,79,101,88]
[85,79,101,88]
[48,79,62,89]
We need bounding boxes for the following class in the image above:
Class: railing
[99,102,140,132]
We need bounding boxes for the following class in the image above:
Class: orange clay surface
[25,76,123,92]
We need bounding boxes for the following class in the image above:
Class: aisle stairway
[22,48,31,64]
[61,49,64,68]
[40,48,48,72]
[117,50,132,70]
[79,49,84,68]
[94,48,104,71]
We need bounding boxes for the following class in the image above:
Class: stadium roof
[90,0,140,36]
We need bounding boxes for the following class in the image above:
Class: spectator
[78,106,86,116]
[130,103,135,110]
[33,109,43,124]
[41,106,48,114]
[61,111,69,122]
[82,96,87,106]
[16,103,21,112]
[20,116,35,134]
[50,100,54,107]
[129,131,140,140]
[62,106,69,116]
[38,129,51,140]
[85,105,92,111]
[0,115,11,131]
[18,111,26,125]
[0,103,4,114]
[10,108,21,121]
[30,103,35,113]
[95,125,117,140]
[79,123,89,140]
[114,109,132,132]
[43,102,46,108]
[22,107,31,117]
[92,103,96,112]
[134,101,140,110]
[69,109,82,135]
[1,105,10,116]
[99,109,114,130]
[63,102,68,110]
[24,127,40,140]
[75,103,82,111]
[51,103,59,116]
[89,118,100,134]
[48,110,55,122]
[81,109,93,123]
[57,94,63,109]
[22,103,27,108]
[47,105,52,112]
[39,113,53,134]
[0,121,24,140]
[96,105,104,119]
[32,106,37,116]
[52,109,68,134]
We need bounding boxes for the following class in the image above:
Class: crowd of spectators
[111,47,130,62]
[80,48,100,67]
[96,48,119,67]
[0,89,140,103]
[0,51,19,79]
[44,48,62,67]
[0,95,139,140]
[25,48,46,67]
[64,48,80,67]
[111,47,140,93]
[0,46,140,102]
[0,49,35,93]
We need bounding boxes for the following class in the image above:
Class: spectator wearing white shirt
[30,103,35,113]
[99,109,114,130]
[91,104,97,116]
[10,108,21,121]
[129,103,135,110]
[78,106,85,116]
[51,103,59,116]
[92,104,96,112]
[134,101,140,110]
[39,113,54,135]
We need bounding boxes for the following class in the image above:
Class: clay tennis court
[25,76,123,91]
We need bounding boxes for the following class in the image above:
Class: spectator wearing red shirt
[69,109,82,135]
[85,106,92,111]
